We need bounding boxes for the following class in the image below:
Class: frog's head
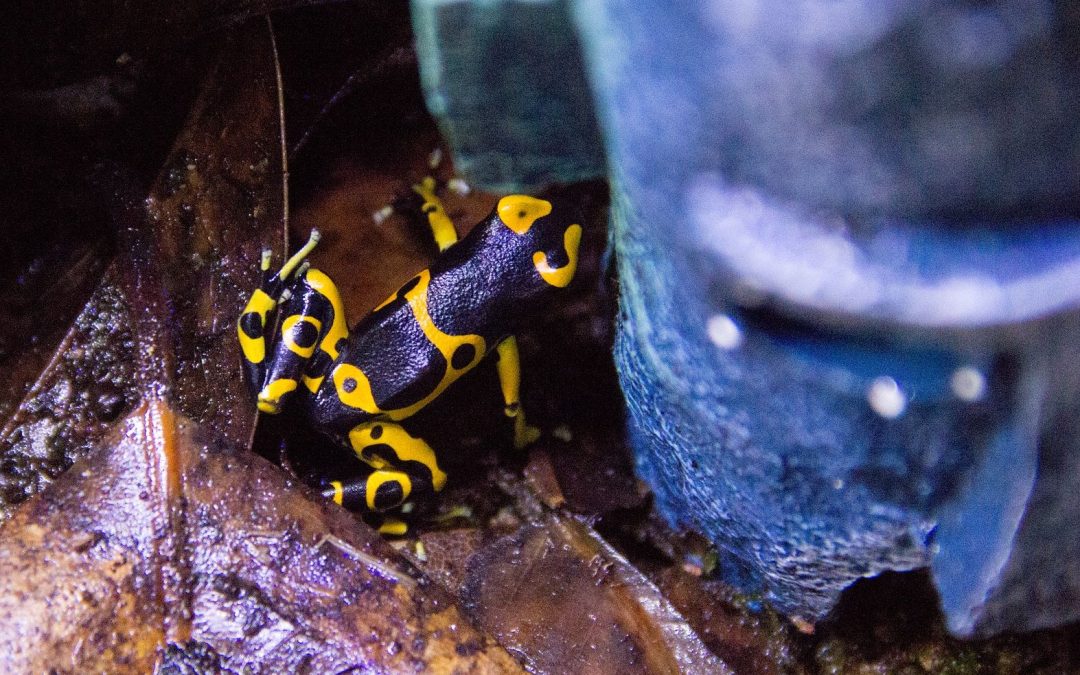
[496,195,583,291]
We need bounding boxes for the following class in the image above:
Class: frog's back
[303,196,580,436]
[306,269,500,435]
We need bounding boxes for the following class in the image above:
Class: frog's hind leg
[374,151,470,254]
[322,421,447,531]
[495,336,541,449]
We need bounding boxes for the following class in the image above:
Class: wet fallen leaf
[0,398,521,672]
[0,275,135,522]
[0,15,284,522]
[145,17,287,447]
[420,512,730,674]
[0,239,111,422]
[653,568,804,675]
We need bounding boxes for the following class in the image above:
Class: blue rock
[411,0,605,191]
[573,0,1080,636]
[411,0,1080,636]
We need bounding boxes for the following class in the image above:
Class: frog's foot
[255,378,297,414]
[510,409,542,449]
[373,150,469,253]
[262,229,320,299]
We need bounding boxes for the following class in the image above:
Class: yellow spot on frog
[366,471,412,511]
[330,480,345,505]
[237,288,276,364]
[282,314,322,358]
[533,223,582,288]
[332,363,383,414]
[302,374,325,394]
[377,517,409,536]
[498,195,552,234]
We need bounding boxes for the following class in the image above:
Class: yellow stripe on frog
[533,224,582,288]
[332,269,486,421]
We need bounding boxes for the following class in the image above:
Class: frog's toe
[257,398,281,414]
[513,415,541,449]
[365,514,409,537]
[256,378,297,414]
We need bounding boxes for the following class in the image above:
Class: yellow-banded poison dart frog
[237,178,582,533]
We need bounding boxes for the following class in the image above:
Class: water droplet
[950,366,986,402]
[867,376,906,418]
[707,314,743,350]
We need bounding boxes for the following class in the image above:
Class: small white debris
[373,205,394,225]
[428,147,443,169]
[552,425,573,442]
[832,478,845,490]
[447,177,471,196]
[867,376,906,419]
[706,314,743,350]
[950,366,986,402]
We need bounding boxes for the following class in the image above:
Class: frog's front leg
[321,421,447,531]
[238,231,319,389]
[495,336,541,449]
[238,231,350,414]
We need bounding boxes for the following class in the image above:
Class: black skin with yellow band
[238,183,582,533]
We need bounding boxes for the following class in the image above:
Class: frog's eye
[498,195,552,234]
